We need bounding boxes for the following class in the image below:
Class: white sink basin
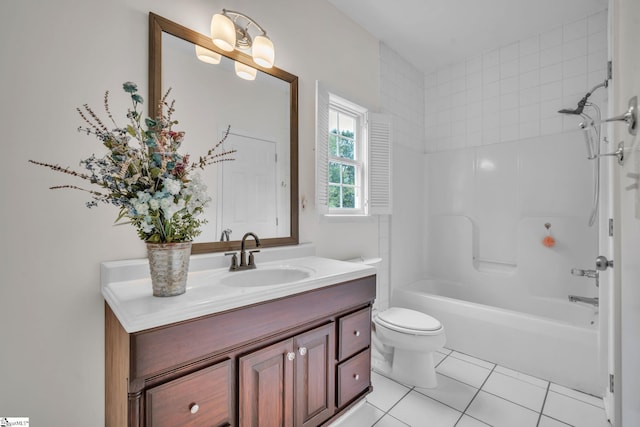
[220,266,314,287]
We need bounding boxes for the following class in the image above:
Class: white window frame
[315,81,392,217]
[327,97,368,215]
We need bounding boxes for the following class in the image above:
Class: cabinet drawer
[146,359,232,427]
[338,307,371,360]
[337,349,371,407]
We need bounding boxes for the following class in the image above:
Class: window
[315,81,392,216]
[328,103,365,212]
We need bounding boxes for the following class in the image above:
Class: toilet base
[391,349,438,388]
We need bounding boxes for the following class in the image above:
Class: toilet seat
[375,307,442,336]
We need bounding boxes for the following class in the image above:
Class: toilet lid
[375,307,442,333]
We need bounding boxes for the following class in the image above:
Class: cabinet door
[294,323,336,427]
[239,339,294,427]
[146,359,233,427]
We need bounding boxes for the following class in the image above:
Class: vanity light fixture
[210,8,275,76]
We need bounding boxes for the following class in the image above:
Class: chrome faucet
[568,295,599,307]
[226,232,261,271]
[220,228,232,242]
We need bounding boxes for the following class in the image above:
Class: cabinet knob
[354,330,361,337]
[287,352,296,361]
[189,403,199,414]
[299,347,307,356]
[353,374,360,381]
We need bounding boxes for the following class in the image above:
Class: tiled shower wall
[379,9,608,296]
[424,10,608,152]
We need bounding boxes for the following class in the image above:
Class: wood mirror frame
[149,12,299,254]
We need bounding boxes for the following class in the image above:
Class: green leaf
[126,125,136,137]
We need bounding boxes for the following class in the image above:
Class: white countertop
[102,248,376,333]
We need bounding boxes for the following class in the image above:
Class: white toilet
[344,257,446,388]
[373,307,446,388]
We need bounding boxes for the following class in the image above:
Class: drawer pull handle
[354,330,361,337]
[299,347,307,356]
[189,403,200,414]
[353,374,360,381]
[287,351,296,361]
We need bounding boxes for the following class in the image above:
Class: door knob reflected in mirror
[595,255,614,271]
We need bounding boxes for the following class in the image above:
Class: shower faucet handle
[595,255,614,271]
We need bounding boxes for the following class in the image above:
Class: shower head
[558,80,609,115]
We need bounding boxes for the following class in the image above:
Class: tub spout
[568,295,599,307]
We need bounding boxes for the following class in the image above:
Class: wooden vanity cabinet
[105,274,375,427]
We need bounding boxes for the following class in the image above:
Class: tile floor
[331,348,611,427]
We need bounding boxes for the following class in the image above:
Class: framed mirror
[149,13,298,254]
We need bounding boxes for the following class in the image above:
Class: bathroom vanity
[103,254,376,427]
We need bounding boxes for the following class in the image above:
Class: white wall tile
[501,59,519,78]
[520,86,540,106]
[540,81,563,101]
[563,73,588,97]
[483,81,500,99]
[520,53,540,73]
[540,26,563,49]
[500,76,519,94]
[540,46,563,67]
[540,63,563,84]
[563,18,588,42]
[519,70,540,90]
[468,86,483,103]
[588,49,608,73]
[500,42,519,62]
[588,10,608,35]
[563,37,588,61]
[483,49,499,69]
[467,71,482,89]
[500,93,519,111]
[467,55,482,74]
[520,35,540,57]
[483,65,500,84]
[588,31,607,53]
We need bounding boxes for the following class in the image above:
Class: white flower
[141,221,154,233]
[136,191,152,203]
[163,198,185,219]
[133,201,149,216]
[159,196,173,211]
[148,198,159,211]
[163,177,182,195]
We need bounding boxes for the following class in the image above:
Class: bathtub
[392,279,602,396]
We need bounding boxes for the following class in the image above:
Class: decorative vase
[146,242,192,297]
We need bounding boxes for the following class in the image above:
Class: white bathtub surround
[333,349,610,427]
[393,279,600,396]
[101,243,376,332]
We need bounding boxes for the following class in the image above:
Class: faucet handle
[248,250,260,267]
[225,252,238,270]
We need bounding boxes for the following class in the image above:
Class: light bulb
[235,61,257,81]
[211,13,236,52]
[252,34,275,68]
[195,45,221,65]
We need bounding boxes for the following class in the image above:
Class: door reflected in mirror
[149,13,298,253]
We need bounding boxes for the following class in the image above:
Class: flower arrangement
[29,82,235,243]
